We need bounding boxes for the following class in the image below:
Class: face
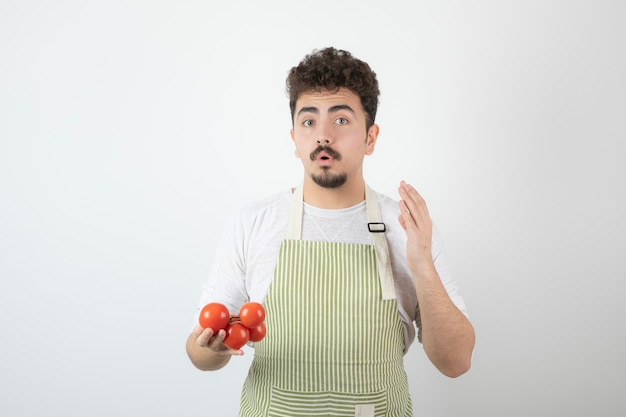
[290,88,379,189]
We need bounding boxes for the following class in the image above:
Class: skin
[398,180,475,377]
[289,88,378,209]
[187,87,475,376]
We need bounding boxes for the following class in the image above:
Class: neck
[301,176,366,209]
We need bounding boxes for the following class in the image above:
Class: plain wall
[1,1,625,416]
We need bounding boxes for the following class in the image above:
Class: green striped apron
[239,186,412,417]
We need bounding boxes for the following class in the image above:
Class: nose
[316,121,333,145]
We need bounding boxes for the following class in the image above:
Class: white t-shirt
[196,188,468,353]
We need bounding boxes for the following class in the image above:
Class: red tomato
[239,302,266,329]
[224,322,250,350]
[248,322,267,342]
[198,302,230,332]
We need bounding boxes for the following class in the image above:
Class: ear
[290,129,301,158]
[365,124,380,156]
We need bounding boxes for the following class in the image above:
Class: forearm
[186,333,232,371]
[413,264,475,378]
[397,181,475,376]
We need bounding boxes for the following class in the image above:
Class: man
[187,47,475,416]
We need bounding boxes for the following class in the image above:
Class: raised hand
[397,180,434,274]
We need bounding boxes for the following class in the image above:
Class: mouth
[310,146,341,166]
[317,151,333,163]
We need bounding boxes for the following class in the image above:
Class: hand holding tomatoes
[198,301,267,351]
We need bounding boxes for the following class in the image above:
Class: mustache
[310,145,342,161]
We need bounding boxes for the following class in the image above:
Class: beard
[311,170,348,188]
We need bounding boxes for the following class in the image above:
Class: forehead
[295,87,363,113]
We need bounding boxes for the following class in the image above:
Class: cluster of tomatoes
[198,301,267,350]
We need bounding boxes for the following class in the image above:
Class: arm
[398,181,475,377]
[186,324,243,371]
[187,208,250,371]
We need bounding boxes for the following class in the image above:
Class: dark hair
[286,47,380,129]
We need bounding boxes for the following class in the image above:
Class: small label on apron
[355,404,375,417]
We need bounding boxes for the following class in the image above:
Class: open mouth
[310,146,341,163]
[314,151,335,167]
[318,152,332,161]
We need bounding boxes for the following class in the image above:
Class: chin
[311,172,348,189]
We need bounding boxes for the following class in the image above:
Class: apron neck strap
[287,184,396,300]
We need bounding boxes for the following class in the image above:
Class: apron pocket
[268,386,387,417]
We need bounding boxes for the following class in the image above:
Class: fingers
[194,325,216,346]
[398,213,407,230]
[194,325,244,356]
[398,180,430,227]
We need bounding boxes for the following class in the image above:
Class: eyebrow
[296,104,356,117]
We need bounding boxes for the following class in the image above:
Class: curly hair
[286,47,380,130]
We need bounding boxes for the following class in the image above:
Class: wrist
[410,260,437,282]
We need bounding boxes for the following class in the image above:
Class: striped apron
[239,186,412,417]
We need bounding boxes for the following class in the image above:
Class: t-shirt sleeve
[192,210,249,327]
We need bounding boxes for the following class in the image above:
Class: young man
[187,47,475,416]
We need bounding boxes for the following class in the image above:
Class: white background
[1,1,625,416]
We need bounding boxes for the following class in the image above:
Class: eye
[302,119,313,127]
[335,117,348,125]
